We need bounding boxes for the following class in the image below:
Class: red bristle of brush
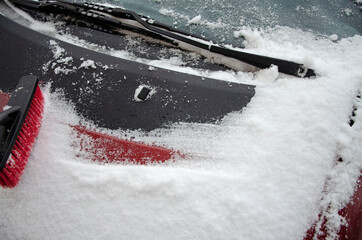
[0,86,44,188]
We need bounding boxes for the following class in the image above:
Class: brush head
[0,76,44,188]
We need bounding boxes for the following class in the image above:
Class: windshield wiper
[10,0,316,78]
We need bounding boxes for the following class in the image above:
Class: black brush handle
[0,75,38,170]
[0,107,21,162]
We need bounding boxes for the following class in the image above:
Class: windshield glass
[95,0,362,46]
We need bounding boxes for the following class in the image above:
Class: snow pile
[78,59,97,69]
[329,34,338,41]
[43,41,110,84]
[234,27,264,48]
[313,90,362,239]
[187,15,201,25]
[44,40,76,75]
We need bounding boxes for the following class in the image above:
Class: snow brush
[0,75,44,188]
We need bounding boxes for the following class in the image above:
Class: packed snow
[1,2,362,240]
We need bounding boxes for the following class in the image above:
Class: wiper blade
[10,0,316,78]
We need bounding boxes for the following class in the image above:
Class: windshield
[94,0,362,46]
